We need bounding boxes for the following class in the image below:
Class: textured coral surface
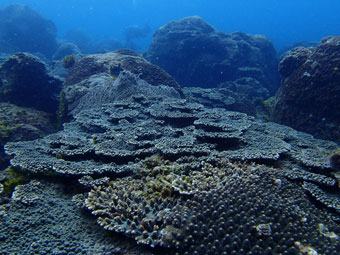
[2,96,340,254]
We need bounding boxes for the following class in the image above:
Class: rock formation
[272,36,340,143]
[145,16,279,97]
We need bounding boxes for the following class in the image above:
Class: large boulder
[0,53,63,113]
[0,103,56,170]
[0,4,58,58]
[272,36,340,143]
[60,49,184,119]
[144,16,279,96]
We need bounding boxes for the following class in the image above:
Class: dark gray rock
[272,36,340,143]
[0,4,58,58]
[0,102,56,170]
[0,53,63,113]
[144,16,279,96]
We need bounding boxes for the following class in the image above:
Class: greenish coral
[62,54,76,69]
[1,166,29,196]
[55,153,64,160]
[145,174,176,199]
[263,96,276,112]
[92,137,97,145]
[39,168,61,177]
[0,120,12,139]
[141,155,164,171]
[3,176,26,195]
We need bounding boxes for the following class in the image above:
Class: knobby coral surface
[85,159,340,254]
[4,96,340,254]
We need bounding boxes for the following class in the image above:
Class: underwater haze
[1,0,340,51]
[2,1,340,255]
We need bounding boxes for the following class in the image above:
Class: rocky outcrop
[0,53,62,113]
[144,16,279,96]
[0,4,58,57]
[0,103,56,170]
[60,49,184,119]
[272,36,340,143]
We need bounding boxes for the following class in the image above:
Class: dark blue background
[1,0,340,52]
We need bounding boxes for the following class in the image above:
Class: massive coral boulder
[60,49,184,119]
[0,4,58,58]
[144,16,279,96]
[0,53,63,113]
[272,36,340,143]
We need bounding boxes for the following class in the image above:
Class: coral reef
[4,96,340,254]
[0,180,153,254]
[11,180,42,205]
[62,54,77,69]
[144,16,279,96]
[302,182,340,212]
[329,151,340,169]
[5,96,338,178]
[272,36,340,143]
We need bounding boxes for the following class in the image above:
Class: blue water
[1,0,340,52]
